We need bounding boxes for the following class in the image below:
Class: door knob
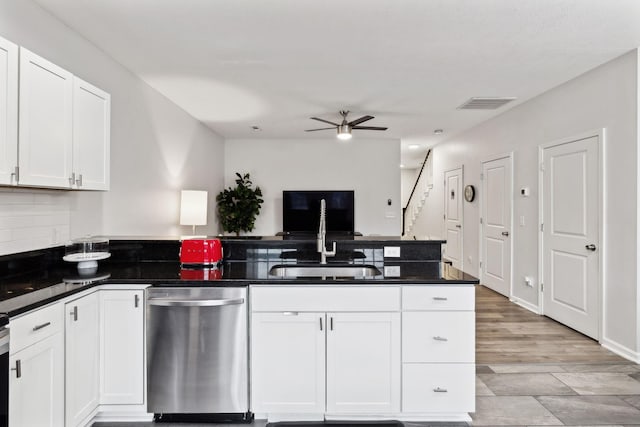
[501,231,509,237]
[585,244,597,251]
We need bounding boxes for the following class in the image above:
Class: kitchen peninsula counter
[0,237,477,317]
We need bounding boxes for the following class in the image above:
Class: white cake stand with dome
[64,237,110,273]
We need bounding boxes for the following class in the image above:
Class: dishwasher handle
[147,297,245,307]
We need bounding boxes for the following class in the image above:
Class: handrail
[402,149,432,235]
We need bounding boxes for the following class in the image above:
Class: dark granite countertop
[0,238,476,317]
[0,260,477,317]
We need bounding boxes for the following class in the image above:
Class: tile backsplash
[0,188,70,256]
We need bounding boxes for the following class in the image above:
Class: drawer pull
[32,322,51,331]
[433,387,448,393]
[433,336,448,342]
[433,297,448,301]
[11,360,21,378]
[282,311,299,316]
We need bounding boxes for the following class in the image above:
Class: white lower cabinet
[65,292,100,427]
[9,302,65,427]
[402,364,475,413]
[251,284,475,422]
[9,287,147,427]
[401,285,476,416]
[99,290,144,404]
[9,334,65,426]
[326,312,400,413]
[251,312,326,414]
[250,285,401,418]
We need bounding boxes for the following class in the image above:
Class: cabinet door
[9,332,64,427]
[18,47,73,188]
[99,290,144,404]
[0,36,18,185]
[326,312,400,414]
[73,77,110,190]
[251,312,325,414]
[65,292,100,427]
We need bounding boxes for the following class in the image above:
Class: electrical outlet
[384,246,401,257]
[384,266,401,277]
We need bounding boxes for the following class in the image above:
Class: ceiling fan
[305,110,388,140]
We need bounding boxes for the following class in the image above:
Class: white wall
[224,138,401,236]
[0,0,225,254]
[401,168,419,208]
[410,49,639,361]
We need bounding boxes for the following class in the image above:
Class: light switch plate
[384,246,401,257]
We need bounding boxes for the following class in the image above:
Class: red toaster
[180,238,223,266]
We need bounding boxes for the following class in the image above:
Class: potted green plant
[216,173,264,236]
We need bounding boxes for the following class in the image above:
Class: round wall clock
[464,185,475,202]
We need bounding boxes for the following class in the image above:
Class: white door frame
[479,152,514,298]
[538,128,605,340]
[443,166,464,270]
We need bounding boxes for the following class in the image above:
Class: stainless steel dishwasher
[146,286,250,422]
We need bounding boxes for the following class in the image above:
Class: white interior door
[481,155,512,297]
[444,168,463,269]
[541,135,600,339]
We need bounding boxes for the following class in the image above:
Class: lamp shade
[180,190,208,226]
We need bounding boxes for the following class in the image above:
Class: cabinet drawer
[402,286,474,311]
[402,312,474,363]
[251,286,400,312]
[10,302,64,353]
[402,364,475,413]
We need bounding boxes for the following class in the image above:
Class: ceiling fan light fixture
[337,124,352,140]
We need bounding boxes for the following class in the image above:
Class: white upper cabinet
[73,77,110,190]
[18,47,74,188]
[0,36,18,185]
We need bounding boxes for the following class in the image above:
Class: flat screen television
[283,190,355,234]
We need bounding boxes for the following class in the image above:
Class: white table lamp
[180,190,208,235]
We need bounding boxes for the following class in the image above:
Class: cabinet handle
[433,297,448,301]
[134,294,140,308]
[69,172,76,186]
[330,317,333,331]
[433,336,448,342]
[32,322,51,331]
[433,387,448,393]
[76,174,83,187]
[11,166,19,183]
[282,311,299,316]
[70,306,78,321]
[319,317,323,331]
[11,360,21,378]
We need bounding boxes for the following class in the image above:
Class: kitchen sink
[269,263,382,278]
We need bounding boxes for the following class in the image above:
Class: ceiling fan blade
[305,127,337,132]
[310,117,339,126]
[348,115,374,126]
[352,126,388,131]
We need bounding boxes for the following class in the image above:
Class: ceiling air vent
[457,97,516,110]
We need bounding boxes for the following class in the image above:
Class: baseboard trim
[509,295,540,314]
[601,337,640,363]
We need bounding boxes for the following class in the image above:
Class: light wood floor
[475,285,628,364]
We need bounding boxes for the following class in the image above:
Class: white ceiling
[34,0,640,168]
